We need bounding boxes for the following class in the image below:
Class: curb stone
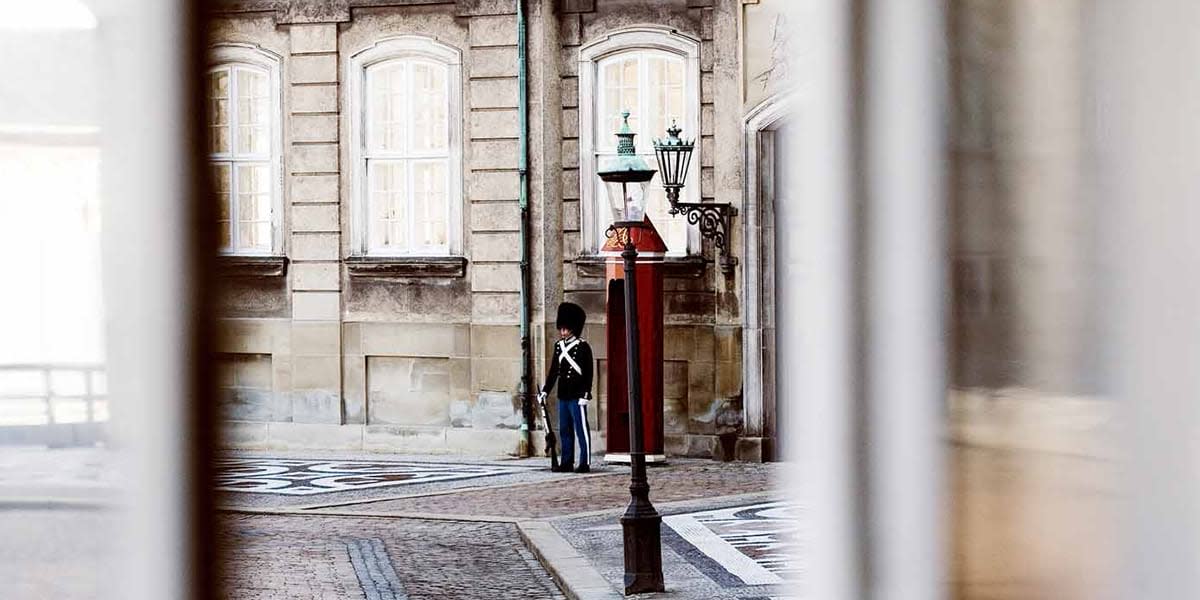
[517,520,624,600]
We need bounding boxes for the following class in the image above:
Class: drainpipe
[516,0,534,456]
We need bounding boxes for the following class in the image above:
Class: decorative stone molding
[217,255,290,278]
[741,91,795,441]
[346,256,468,278]
[573,254,707,279]
[213,0,463,24]
[577,26,703,255]
[559,0,596,13]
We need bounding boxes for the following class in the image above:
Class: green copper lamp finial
[615,110,637,156]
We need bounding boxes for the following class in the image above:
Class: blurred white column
[95,0,196,598]
[782,1,945,598]
[1094,2,1200,598]
[862,0,946,599]
[779,1,860,598]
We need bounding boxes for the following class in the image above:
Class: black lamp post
[598,111,666,595]
[653,121,738,273]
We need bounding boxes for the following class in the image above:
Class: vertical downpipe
[517,0,534,456]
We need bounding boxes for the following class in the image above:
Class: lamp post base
[621,512,666,594]
[604,452,668,464]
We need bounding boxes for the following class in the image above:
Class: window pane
[604,61,621,87]
[236,163,271,251]
[409,61,448,154]
[208,69,230,154]
[593,50,691,254]
[603,87,621,135]
[236,68,270,155]
[600,56,641,140]
[411,160,448,248]
[621,57,638,86]
[368,63,406,153]
[647,56,684,140]
[212,162,232,250]
[666,58,683,87]
[643,167,687,254]
[368,161,408,251]
[620,88,639,134]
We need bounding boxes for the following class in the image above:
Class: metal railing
[0,363,108,446]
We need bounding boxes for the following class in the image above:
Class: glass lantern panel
[604,179,626,222]
[626,180,648,223]
[604,179,649,223]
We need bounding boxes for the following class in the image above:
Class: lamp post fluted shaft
[598,110,666,595]
[618,230,665,594]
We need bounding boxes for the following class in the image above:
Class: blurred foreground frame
[79,1,1200,599]
[97,0,221,597]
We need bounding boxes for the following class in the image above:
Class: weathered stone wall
[557,0,750,460]
[212,0,756,459]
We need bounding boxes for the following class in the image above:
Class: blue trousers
[558,398,591,467]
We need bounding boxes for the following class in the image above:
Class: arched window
[207,44,282,255]
[579,27,701,255]
[348,36,463,256]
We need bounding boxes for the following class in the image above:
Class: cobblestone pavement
[334,460,779,517]
[215,454,785,599]
[219,513,565,600]
[550,495,801,600]
[0,450,785,599]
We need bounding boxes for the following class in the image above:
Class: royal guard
[537,302,595,473]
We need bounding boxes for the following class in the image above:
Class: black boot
[574,464,590,473]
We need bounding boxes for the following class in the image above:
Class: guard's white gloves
[578,397,590,407]
[537,391,547,403]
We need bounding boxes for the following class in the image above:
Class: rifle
[536,392,559,470]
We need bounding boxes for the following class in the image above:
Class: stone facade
[210,0,783,460]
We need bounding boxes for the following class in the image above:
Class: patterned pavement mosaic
[214,457,527,496]
[555,497,800,599]
[663,501,801,587]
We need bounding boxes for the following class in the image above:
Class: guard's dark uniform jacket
[541,336,593,401]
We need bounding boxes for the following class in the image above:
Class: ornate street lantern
[651,120,694,210]
[652,121,738,274]
[599,110,666,595]
[598,111,657,226]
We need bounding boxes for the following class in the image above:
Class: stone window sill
[573,254,708,279]
[217,255,288,278]
[346,255,467,278]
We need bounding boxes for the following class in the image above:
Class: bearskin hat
[555,302,586,336]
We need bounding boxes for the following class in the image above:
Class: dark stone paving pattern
[342,461,779,517]
[346,538,408,600]
[215,457,527,496]
[552,499,797,600]
[219,514,565,600]
[216,452,566,510]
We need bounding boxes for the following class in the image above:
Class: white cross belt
[558,338,583,375]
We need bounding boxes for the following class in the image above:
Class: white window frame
[347,36,464,257]
[579,26,702,256]
[207,43,283,256]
